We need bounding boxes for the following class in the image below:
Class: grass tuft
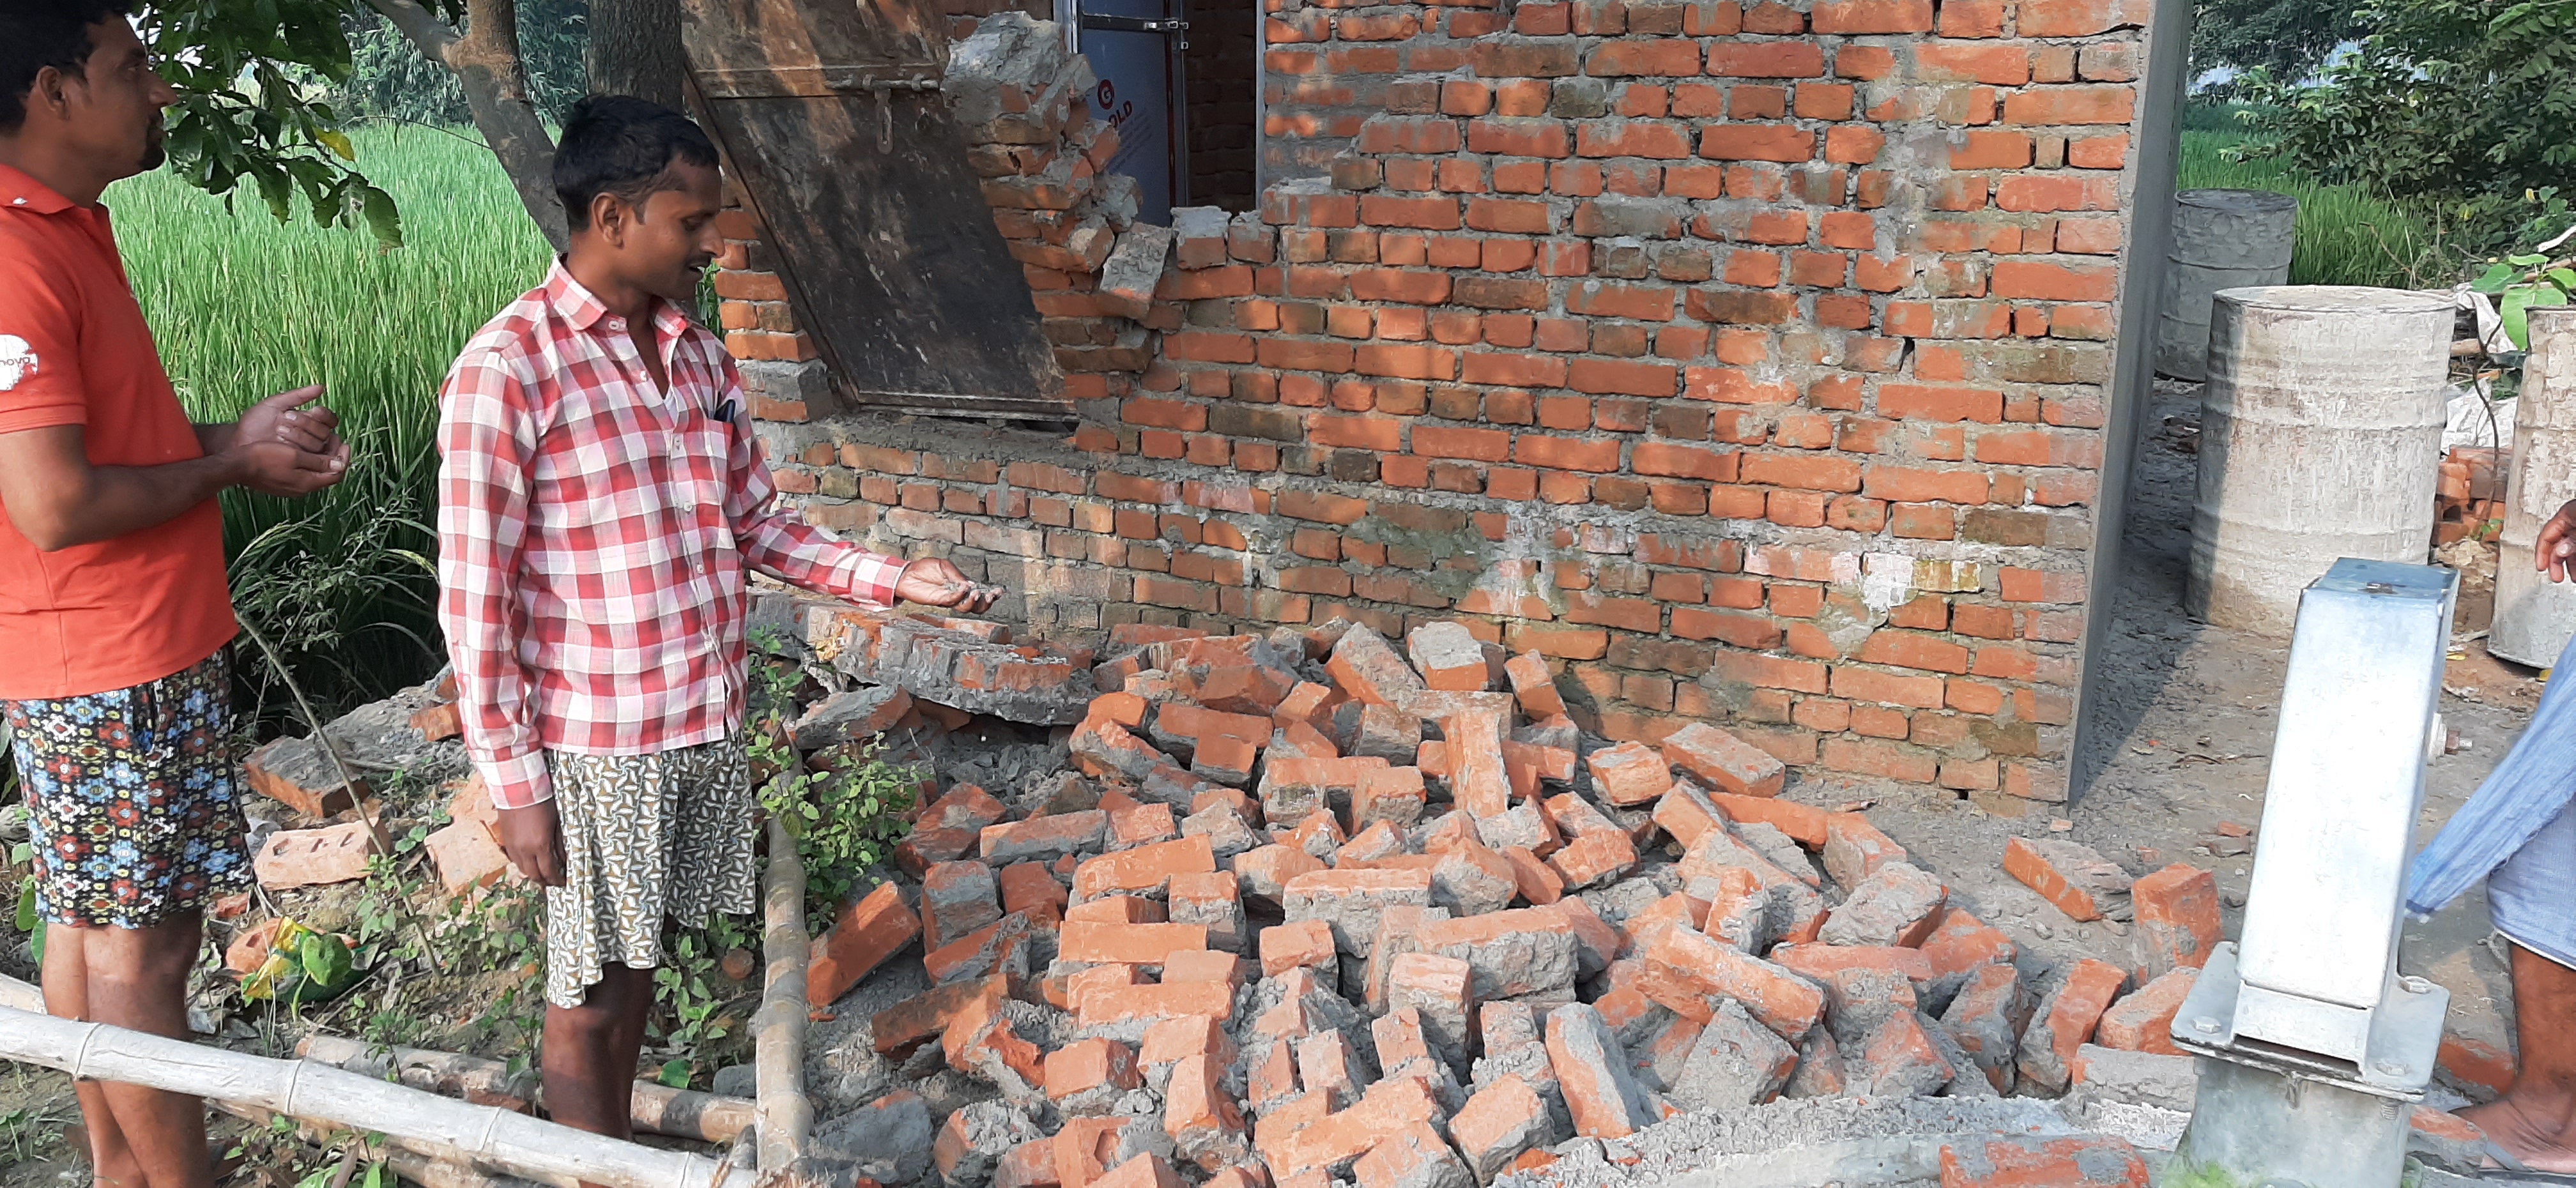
[105,126,548,729]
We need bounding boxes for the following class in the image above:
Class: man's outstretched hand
[2541,500,2576,583]
[898,558,1002,613]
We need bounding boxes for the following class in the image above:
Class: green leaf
[2474,263,2521,293]
[2510,254,2552,266]
[299,929,355,989]
[358,185,403,251]
[658,1060,693,1089]
[15,878,38,934]
[2503,286,2540,351]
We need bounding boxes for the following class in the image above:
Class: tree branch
[362,0,460,64]
[362,0,570,250]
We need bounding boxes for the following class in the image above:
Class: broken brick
[1713,792,1830,848]
[1167,1053,1253,1168]
[1638,925,1823,1042]
[1821,813,1908,888]
[1077,981,1238,1035]
[1660,722,1786,798]
[1576,742,1679,803]
[1770,943,1934,983]
[1354,766,1430,829]
[2004,837,2135,924]
[1388,952,1476,1062]
[1818,861,1947,948]
[1498,846,1563,906]
[422,818,511,893]
[1352,1120,1473,1188]
[2129,863,2220,980]
[1503,651,1565,719]
[1046,1037,1144,1111]
[1917,906,2020,978]
[2016,958,2130,1096]
[1651,781,1725,849]
[1164,948,1245,986]
[1416,908,1581,1001]
[1328,625,1429,707]
[1545,1003,1655,1139]
[1236,844,1330,909]
[793,685,914,750]
[1274,681,1335,726]
[1406,621,1492,692]
[409,701,461,742]
[1621,892,1711,958]
[1938,962,2030,1094]
[1849,1010,1955,1097]
[872,976,1005,1057]
[1672,996,1799,1110]
[923,860,1005,949]
[252,822,378,890]
[1170,871,1247,954]
[1069,896,1168,925]
[925,913,1035,986]
[1285,867,1436,958]
[1938,1135,2147,1188]
[1059,921,1211,968]
[1297,1030,1370,1111]
[1262,920,1340,977]
[1094,1154,1184,1188]
[1431,839,1521,916]
[2439,1033,2517,1099]
[935,1100,1046,1188]
[999,862,1070,919]
[984,811,1112,864]
[242,735,364,818]
[2094,968,2195,1056]
[1451,1074,1549,1185]
[1075,835,1218,901]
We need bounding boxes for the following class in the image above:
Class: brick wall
[718,0,2175,807]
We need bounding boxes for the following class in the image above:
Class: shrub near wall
[724,0,2162,805]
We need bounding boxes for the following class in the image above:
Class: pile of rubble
[784,609,2241,1188]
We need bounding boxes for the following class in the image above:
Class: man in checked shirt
[436,96,998,1150]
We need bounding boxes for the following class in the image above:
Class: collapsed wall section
[714,0,2165,805]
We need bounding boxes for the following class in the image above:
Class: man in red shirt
[438,97,996,1155]
[0,6,349,1187]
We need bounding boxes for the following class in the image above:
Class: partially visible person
[0,6,349,1187]
[2417,497,2576,1177]
[434,96,994,1172]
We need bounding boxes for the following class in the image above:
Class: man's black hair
[553,95,721,232]
[0,2,136,133]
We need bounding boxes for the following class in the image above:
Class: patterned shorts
[544,738,756,1009]
[3,651,251,929]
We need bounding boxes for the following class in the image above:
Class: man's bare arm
[0,423,340,551]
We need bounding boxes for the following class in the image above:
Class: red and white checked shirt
[438,263,903,809]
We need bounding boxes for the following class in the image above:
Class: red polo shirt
[0,164,233,700]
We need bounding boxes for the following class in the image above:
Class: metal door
[1070,0,1186,224]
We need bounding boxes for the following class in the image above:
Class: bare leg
[45,913,215,1188]
[542,963,655,1188]
[2463,940,2576,1173]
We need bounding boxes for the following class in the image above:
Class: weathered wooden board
[682,0,1068,416]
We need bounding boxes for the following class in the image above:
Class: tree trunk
[587,0,689,110]
[367,0,572,252]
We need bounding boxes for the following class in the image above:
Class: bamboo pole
[0,1005,757,1188]
[755,815,811,1173]
[296,1035,757,1144]
[208,1099,584,1188]
[0,971,40,1012]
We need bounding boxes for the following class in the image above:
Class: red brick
[811,880,921,1007]
[1940,1135,2147,1188]
[1639,925,1823,1040]
[2439,1035,2517,1098]
[1262,919,1340,977]
[2017,958,2129,1095]
[1917,906,2019,978]
[1705,43,1826,77]
[2002,836,2132,922]
[1712,791,1828,846]
[1096,1154,1186,1188]
[1587,742,1673,806]
[1770,942,1933,982]
[1048,1037,1145,1102]
[2129,863,2220,980]
[2095,968,2195,1056]
[1075,835,1220,900]
[1166,1054,1252,1168]
[1662,722,1786,796]
[870,977,1005,1058]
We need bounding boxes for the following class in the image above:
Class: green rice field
[105,126,551,725]
[2175,105,2445,289]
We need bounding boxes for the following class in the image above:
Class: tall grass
[2175,103,2448,289]
[106,126,550,729]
